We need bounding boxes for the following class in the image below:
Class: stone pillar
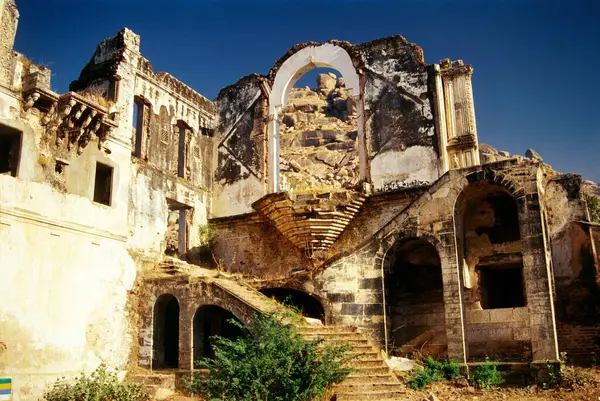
[267,109,280,193]
[0,0,18,90]
[520,186,560,362]
[433,65,450,173]
[439,229,468,363]
[179,301,193,370]
[440,59,481,168]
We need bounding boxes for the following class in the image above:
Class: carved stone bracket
[24,85,117,155]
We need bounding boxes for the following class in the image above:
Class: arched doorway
[260,288,325,321]
[385,238,447,357]
[193,305,244,362]
[152,294,179,369]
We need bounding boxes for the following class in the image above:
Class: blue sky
[13,0,599,182]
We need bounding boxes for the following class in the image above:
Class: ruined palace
[1,1,599,400]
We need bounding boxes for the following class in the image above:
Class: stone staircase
[251,191,367,257]
[296,325,406,400]
[213,278,407,400]
[129,274,407,400]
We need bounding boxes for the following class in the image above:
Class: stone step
[127,373,176,388]
[336,387,407,401]
[296,325,357,333]
[343,374,398,384]
[346,359,388,368]
[350,366,392,375]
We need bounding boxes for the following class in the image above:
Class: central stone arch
[267,43,365,193]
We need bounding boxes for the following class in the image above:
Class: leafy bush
[184,312,352,401]
[440,359,462,380]
[406,356,462,389]
[407,368,437,390]
[470,361,503,390]
[43,363,147,401]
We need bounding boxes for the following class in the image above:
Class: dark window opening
[177,122,189,179]
[478,262,526,309]
[193,305,243,361]
[153,294,180,369]
[473,193,520,244]
[93,162,113,206]
[132,98,144,157]
[259,288,325,321]
[386,239,444,304]
[0,127,22,177]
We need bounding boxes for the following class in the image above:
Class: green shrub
[406,356,462,389]
[470,361,503,390]
[43,363,147,401]
[441,359,462,380]
[184,312,352,401]
[406,368,437,390]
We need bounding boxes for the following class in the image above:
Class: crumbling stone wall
[355,36,438,191]
[0,0,18,89]
[213,74,264,217]
[212,35,473,218]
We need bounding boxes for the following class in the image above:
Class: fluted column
[439,59,480,169]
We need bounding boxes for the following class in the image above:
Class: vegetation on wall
[184,312,352,401]
[586,195,600,223]
[43,363,147,401]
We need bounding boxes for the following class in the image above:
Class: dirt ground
[402,367,600,401]
[166,367,600,400]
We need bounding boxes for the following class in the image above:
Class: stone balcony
[22,71,118,155]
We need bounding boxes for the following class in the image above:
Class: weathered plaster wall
[356,37,439,191]
[0,111,136,401]
[213,75,264,217]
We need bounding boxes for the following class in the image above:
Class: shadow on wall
[193,305,244,362]
[260,288,325,322]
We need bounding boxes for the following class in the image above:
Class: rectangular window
[177,126,187,178]
[478,261,526,309]
[0,127,22,177]
[93,162,113,206]
[132,98,145,158]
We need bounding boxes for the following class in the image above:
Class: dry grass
[78,88,115,109]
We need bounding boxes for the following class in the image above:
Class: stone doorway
[385,238,447,357]
[152,294,179,369]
